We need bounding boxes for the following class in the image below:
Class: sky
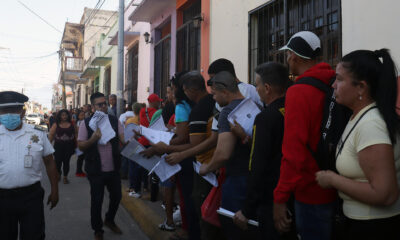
[0,0,128,109]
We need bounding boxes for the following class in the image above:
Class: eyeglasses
[95,102,107,107]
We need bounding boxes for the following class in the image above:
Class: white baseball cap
[279,31,321,59]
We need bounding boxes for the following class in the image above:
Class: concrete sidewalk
[119,179,177,240]
[41,155,149,240]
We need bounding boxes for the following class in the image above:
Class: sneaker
[158,221,176,231]
[128,191,142,198]
[173,208,182,226]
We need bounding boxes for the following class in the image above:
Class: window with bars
[154,37,171,99]
[249,0,341,83]
[104,66,111,97]
[125,43,139,104]
[176,0,201,73]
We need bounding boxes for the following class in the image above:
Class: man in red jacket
[273,31,336,240]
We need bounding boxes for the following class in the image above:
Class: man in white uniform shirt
[0,91,59,240]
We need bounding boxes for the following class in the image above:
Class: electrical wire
[84,11,117,44]
[17,0,62,34]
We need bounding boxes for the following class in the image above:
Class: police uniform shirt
[0,123,54,189]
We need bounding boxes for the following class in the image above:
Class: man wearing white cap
[0,91,59,240]
[273,31,337,240]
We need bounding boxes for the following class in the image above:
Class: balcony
[65,57,83,72]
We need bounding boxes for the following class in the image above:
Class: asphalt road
[41,155,149,240]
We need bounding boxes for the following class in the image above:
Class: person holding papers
[230,63,294,240]
[130,94,162,198]
[125,103,145,194]
[77,92,125,240]
[199,71,254,240]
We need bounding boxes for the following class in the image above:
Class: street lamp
[192,14,204,28]
[143,32,153,44]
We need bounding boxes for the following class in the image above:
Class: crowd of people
[1,30,399,240]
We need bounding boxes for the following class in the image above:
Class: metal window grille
[126,43,139,104]
[249,0,341,83]
[176,0,201,73]
[104,66,111,97]
[154,36,171,99]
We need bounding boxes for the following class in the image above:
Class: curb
[120,187,174,240]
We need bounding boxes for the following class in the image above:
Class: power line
[17,0,62,34]
[84,11,117,44]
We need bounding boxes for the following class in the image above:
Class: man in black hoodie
[231,62,291,239]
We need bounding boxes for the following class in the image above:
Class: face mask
[0,113,21,130]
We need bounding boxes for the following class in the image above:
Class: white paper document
[140,126,174,145]
[121,139,161,171]
[149,116,168,132]
[124,123,141,142]
[217,208,259,227]
[89,111,116,145]
[192,161,218,187]
[75,148,83,156]
[149,155,181,182]
[227,98,261,137]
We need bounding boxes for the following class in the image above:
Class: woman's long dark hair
[56,109,72,125]
[341,49,399,143]
[170,71,194,107]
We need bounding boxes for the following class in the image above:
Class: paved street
[41,155,149,240]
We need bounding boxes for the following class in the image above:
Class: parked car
[26,113,41,125]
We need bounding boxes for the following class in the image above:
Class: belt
[0,182,41,197]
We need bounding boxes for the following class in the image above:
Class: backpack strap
[295,77,331,93]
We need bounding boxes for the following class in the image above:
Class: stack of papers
[124,123,141,142]
[121,139,161,171]
[227,98,261,137]
[217,208,259,227]
[193,161,218,187]
[89,111,116,145]
[140,126,174,145]
[149,155,181,182]
[149,116,168,132]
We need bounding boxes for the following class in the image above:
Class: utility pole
[59,48,67,109]
[116,0,125,117]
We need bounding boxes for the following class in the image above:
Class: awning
[91,57,112,66]
[109,31,140,46]
[80,68,100,78]
[128,0,175,22]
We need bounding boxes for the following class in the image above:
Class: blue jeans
[120,156,129,177]
[295,200,334,240]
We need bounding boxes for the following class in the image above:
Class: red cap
[147,93,163,103]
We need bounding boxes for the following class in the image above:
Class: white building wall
[209,0,268,83]
[124,4,151,104]
[342,0,400,66]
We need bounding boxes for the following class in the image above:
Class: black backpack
[296,77,352,171]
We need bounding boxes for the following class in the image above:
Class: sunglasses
[207,79,228,87]
[95,102,107,107]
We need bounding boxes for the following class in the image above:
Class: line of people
[133,31,400,240]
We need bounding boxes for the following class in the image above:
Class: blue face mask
[0,113,22,130]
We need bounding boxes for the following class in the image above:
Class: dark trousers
[120,156,128,177]
[294,200,334,240]
[192,173,225,240]
[0,183,45,240]
[220,175,257,240]
[178,158,201,240]
[87,171,122,234]
[76,154,85,174]
[54,148,73,177]
[343,214,400,240]
[129,160,148,192]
